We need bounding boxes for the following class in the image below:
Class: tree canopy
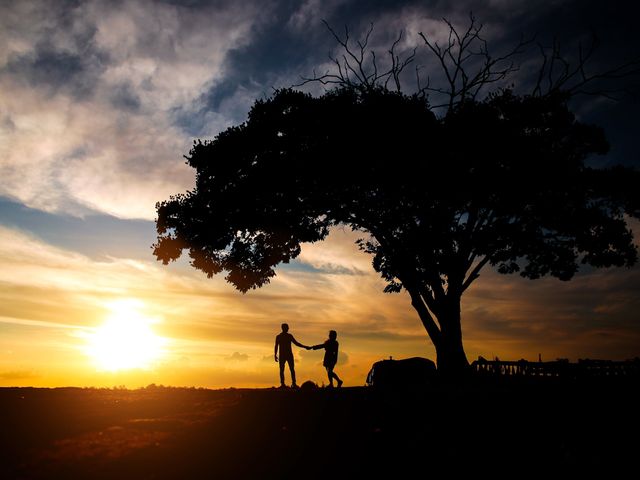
[155,87,638,292]
[154,18,640,375]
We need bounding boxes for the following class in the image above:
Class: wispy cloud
[0,225,433,387]
[1,216,639,388]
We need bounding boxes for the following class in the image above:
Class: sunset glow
[85,300,166,372]
[0,0,638,390]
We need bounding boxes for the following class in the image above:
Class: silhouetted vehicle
[366,357,437,388]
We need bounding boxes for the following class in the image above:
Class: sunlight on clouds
[87,0,255,110]
[0,0,260,219]
[1,220,639,387]
[297,227,372,274]
[0,60,195,219]
[0,225,431,387]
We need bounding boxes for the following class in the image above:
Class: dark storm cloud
[0,1,106,98]
[182,0,640,172]
[183,0,435,135]
[108,82,142,112]
[2,41,107,99]
[495,0,640,168]
[195,0,471,113]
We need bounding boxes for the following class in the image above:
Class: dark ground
[1,379,638,479]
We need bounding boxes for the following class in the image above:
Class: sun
[86,299,167,371]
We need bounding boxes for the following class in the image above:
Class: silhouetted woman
[309,330,343,388]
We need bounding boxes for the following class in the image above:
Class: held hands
[305,345,311,350]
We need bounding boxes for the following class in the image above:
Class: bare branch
[299,16,639,109]
[297,21,418,93]
[418,15,533,111]
[532,31,640,98]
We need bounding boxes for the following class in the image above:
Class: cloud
[226,352,249,362]
[460,262,640,361]
[296,227,371,275]
[337,350,349,366]
[1,0,637,221]
[1,219,640,389]
[0,0,261,220]
[0,224,431,386]
[287,0,347,32]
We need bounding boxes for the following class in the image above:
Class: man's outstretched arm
[291,336,308,349]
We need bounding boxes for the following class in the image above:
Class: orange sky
[1,0,639,389]
[1,224,639,389]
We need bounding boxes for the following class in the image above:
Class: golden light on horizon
[84,299,167,372]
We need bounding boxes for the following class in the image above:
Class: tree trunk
[408,286,470,378]
[434,296,470,378]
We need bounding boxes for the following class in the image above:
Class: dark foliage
[155,86,637,288]
[154,85,638,373]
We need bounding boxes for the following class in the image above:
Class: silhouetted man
[274,323,308,388]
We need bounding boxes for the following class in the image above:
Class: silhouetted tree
[154,17,640,376]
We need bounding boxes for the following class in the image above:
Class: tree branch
[407,286,442,345]
[532,32,640,98]
[462,255,491,292]
[297,21,417,92]
[419,14,532,110]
